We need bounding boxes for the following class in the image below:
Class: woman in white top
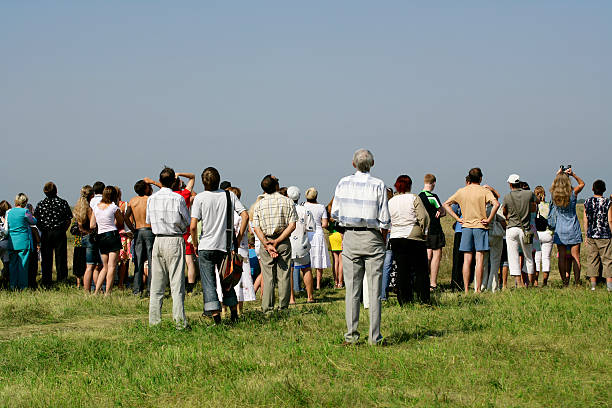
[90,186,124,296]
[304,187,330,290]
[388,175,430,305]
[533,186,554,286]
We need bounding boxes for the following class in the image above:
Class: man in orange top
[443,168,500,294]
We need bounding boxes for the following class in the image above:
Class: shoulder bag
[218,191,243,292]
[535,204,548,232]
[547,202,558,231]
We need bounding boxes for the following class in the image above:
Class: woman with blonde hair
[74,185,102,292]
[5,193,37,289]
[549,167,585,285]
[304,187,330,290]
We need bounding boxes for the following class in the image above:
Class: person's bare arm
[483,184,501,200]
[190,218,199,250]
[443,201,462,224]
[321,217,329,229]
[177,172,196,192]
[568,170,585,195]
[270,223,296,248]
[143,177,162,189]
[583,208,589,235]
[123,205,136,232]
[114,208,125,230]
[90,211,97,230]
[236,211,249,245]
[608,205,612,233]
[483,199,500,226]
[254,226,278,258]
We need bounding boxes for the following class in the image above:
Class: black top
[418,191,443,235]
[34,196,73,232]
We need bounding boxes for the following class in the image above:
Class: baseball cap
[287,186,300,201]
[507,174,520,184]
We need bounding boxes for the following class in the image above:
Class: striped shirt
[146,187,190,235]
[252,192,298,237]
[331,171,391,229]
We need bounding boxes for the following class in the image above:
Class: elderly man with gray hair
[331,149,391,346]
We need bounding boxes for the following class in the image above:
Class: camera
[560,165,572,172]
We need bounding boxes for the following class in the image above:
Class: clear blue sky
[1,1,610,207]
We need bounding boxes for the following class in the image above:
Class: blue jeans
[293,264,302,292]
[198,250,237,313]
[381,249,393,300]
[133,228,155,294]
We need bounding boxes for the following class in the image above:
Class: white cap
[287,186,300,201]
[507,174,520,184]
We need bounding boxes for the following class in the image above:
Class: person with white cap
[287,186,316,303]
[502,173,537,288]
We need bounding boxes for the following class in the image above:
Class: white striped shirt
[331,171,391,229]
[146,188,190,235]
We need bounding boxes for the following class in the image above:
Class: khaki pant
[342,229,385,345]
[149,236,187,328]
[585,237,612,278]
[259,238,292,312]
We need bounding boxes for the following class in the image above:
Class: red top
[174,189,192,209]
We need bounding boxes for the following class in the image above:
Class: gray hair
[353,149,374,172]
[14,193,28,207]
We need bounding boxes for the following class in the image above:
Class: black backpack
[535,205,548,232]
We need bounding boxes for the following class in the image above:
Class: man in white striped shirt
[331,149,390,346]
[146,167,190,329]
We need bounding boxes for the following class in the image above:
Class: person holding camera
[549,167,585,285]
[502,174,537,288]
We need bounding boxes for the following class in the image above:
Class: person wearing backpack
[287,186,316,303]
[533,186,554,286]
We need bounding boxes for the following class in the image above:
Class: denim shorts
[459,228,489,252]
[82,234,103,265]
[97,230,122,255]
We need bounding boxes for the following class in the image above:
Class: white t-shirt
[94,203,119,234]
[90,194,103,210]
[304,202,327,230]
[388,194,418,239]
[191,190,246,252]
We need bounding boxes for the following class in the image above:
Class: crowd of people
[1,149,610,343]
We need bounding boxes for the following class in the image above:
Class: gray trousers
[148,236,187,328]
[259,238,292,312]
[342,229,385,344]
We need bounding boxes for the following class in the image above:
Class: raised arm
[143,177,162,189]
[177,172,196,192]
[567,169,585,196]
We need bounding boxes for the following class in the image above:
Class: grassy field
[0,207,611,407]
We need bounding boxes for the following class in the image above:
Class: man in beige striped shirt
[252,175,297,312]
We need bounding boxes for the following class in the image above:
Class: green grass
[0,205,610,407]
[0,285,610,407]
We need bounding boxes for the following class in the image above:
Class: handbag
[218,190,243,292]
[535,205,548,232]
